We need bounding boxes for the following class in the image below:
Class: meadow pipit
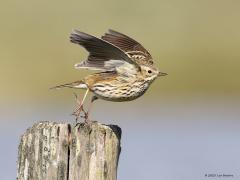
[52,29,167,122]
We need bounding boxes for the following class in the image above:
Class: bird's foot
[72,105,87,124]
[83,112,91,124]
[72,92,88,123]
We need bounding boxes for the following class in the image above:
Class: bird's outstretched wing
[71,30,140,72]
[102,29,154,66]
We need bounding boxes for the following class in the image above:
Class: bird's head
[140,65,167,82]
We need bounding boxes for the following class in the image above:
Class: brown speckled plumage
[52,29,167,122]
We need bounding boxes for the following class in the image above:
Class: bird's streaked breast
[90,79,149,102]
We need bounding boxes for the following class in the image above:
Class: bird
[52,29,167,122]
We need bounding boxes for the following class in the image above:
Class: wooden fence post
[17,121,121,180]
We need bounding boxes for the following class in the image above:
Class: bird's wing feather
[102,29,154,65]
[70,30,140,71]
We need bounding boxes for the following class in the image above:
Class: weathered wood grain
[69,122,121,180]
[17,121,121,180]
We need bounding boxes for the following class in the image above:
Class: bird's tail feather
[50,80,87,90]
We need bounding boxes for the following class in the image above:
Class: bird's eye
[148,70,152,74]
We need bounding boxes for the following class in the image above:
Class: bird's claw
[72,91,92,124]
[72,104,91,124]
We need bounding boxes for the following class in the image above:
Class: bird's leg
[72,89,89,123]
[84,95,98,123]
[73,92,86,113]
[72,93,85,123]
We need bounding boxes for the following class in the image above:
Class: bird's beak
[158,72,168,77]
